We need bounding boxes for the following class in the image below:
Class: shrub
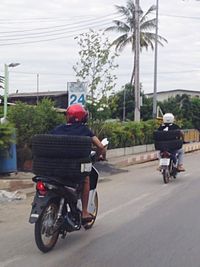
[90,119,158,149]
[0,123,15,150]
[8,99,65,148]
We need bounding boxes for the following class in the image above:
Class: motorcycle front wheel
[35,201,59,253]
[83,192,98,230]
[162,169,170,184]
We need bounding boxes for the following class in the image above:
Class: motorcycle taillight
[36,181,47,195]
[161,151,170,157]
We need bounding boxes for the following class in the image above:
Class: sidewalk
[0,142,200,197]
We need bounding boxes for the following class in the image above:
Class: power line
[0,25,110,46]
[0,14,123,45]
[0,12,120,24]
[0,17,122,40]
[0,13,121,34]
[0,11,199,46]
[0,16,92,22]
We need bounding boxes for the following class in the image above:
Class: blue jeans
[176,148,184,165]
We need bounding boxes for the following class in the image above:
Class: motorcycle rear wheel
[35,201,59,253]
[83,192,98,230]
[163,169,170,184]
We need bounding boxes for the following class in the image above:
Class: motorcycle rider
[50,103,106,223]
[157,113,185,172]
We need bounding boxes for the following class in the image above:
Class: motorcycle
[29,137,108,253]
[153,129,183,184]
[159,150,178,184]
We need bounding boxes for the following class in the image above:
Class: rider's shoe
[81,213,95,224]
[177,165,185,172]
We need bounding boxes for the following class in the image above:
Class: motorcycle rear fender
[160,165,168,170]
[29,191,57,224]
[90,166,99,190]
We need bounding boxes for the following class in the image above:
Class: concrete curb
[108,142,200,168]
[111,151,158,168]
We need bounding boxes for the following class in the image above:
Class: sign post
[67,82,87,106]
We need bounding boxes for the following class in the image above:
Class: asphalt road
[0,151,200,267]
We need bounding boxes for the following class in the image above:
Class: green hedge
[7,99,65,148]
[91,120,159,149]
[5,100,158,151]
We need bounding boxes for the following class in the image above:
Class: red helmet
[66,104,88,123]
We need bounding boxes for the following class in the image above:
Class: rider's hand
[98,154,106,161]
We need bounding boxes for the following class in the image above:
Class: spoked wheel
[35,201,59,253]
[162,169,170,184]
[83,192,98,230]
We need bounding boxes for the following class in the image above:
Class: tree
[73,29,119,120]
[108,83,153,121]
[8,99,64,148]
[190,98,200,129]
[0,122,15,150]
[141,96,153,121]
[108,83,135,120]
[158,94,200,129]
[105,0,167,85]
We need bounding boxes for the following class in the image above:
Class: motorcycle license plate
[81,163,92,172]
[159,158,170,166]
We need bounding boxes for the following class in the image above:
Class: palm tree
[105,0,167,85]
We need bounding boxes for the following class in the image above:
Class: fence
[183,129,199,143]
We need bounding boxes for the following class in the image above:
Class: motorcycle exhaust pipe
[64,213,80,231]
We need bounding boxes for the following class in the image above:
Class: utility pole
[4,64,9,119]
[36,73,39,104]
[153,0,159,119]
[123,87,126,121]
[3,63,20,119]
[134,0,140,121]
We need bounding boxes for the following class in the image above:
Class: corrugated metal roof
[9,91,67,98]
[146,89,200,96]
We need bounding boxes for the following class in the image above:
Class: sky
[0,0,200,96]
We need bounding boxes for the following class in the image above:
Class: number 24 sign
[67,82,87,106]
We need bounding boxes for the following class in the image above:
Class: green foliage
[0,123,15,150]
[108,83,152,121]
[34,99,65,134]
[8,102,36,147]
[91,119,157,149]
[141,97,153,121]
[0,106,3,118]
[108,83,134,120]
[7,99,65,148]
[158,94,200,129]
[109,90,200,129]
[191,98,200,129]
[86,97,111,122]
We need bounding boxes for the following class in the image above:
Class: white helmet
[163,113,174,124]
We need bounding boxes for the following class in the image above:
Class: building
[8,91,68,109]
[145,89,200,102]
